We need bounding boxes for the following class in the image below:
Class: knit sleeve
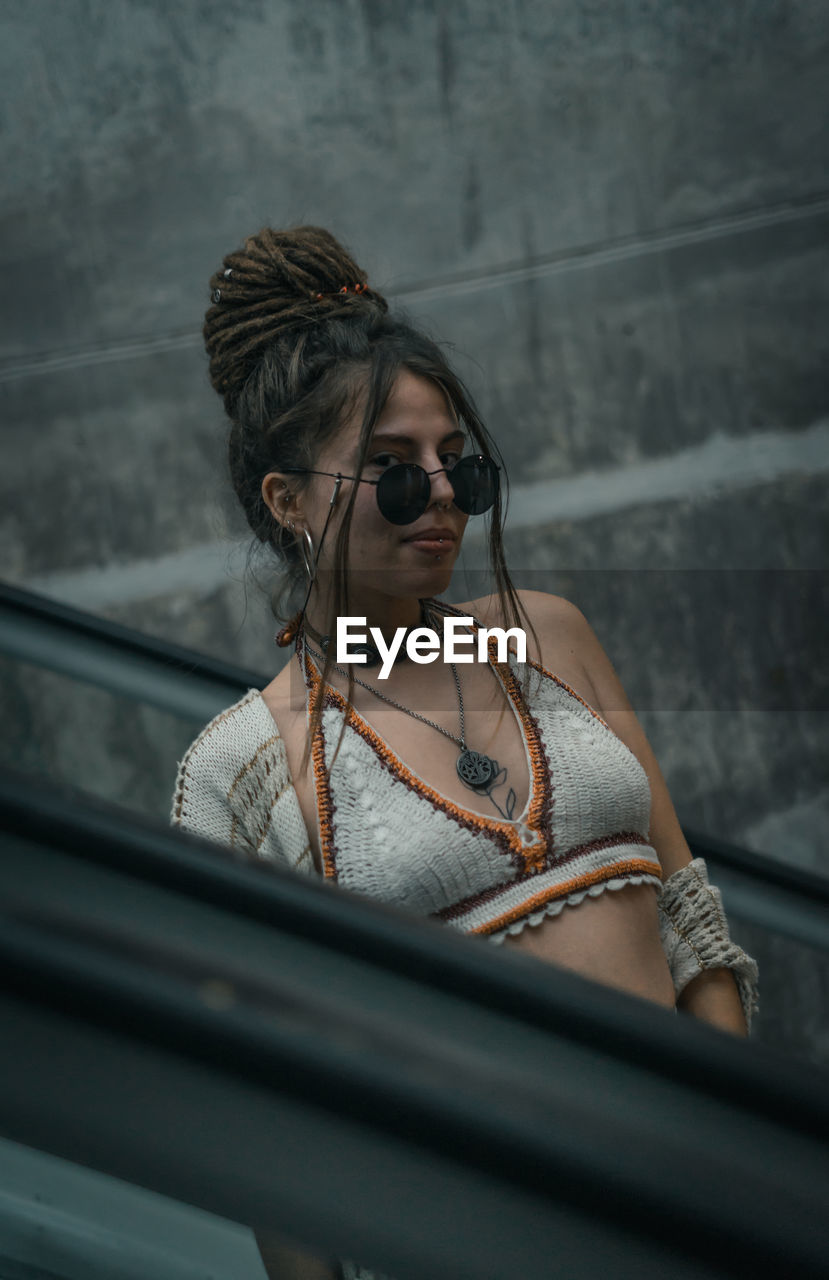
[170,691,316,877]
[657,857,759,1033]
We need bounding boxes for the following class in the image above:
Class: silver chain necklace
[300,609,517,819]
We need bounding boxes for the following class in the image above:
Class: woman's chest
[260,643,605,875]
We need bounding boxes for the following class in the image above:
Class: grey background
[2,2,828,1066]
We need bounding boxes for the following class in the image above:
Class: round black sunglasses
[282,453,500,526]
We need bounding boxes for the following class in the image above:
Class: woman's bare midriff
[497,882,677,1010]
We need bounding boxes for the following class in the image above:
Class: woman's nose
[427,463,456,506]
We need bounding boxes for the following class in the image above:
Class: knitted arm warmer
[657,857,759,1033]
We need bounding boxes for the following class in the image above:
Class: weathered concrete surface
[1,2,828,1067]
[3,2,828,357]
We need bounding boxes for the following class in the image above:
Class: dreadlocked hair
[204,226,388,417]
[203,223,540,780]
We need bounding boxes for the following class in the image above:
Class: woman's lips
[403,529,457,553]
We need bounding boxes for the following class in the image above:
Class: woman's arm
[520,590,756,1037]
[255,1230,341,1280]
[677,968,747,1034]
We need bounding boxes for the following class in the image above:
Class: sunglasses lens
[376,463,431,525]
[450,455,498,514]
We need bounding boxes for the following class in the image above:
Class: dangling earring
[299,527,316,584]
[275,477,341,650]
[275,524,314,649]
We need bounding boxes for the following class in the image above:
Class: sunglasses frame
[281,453,501,525]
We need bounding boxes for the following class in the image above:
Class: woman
[171,225,758,1279]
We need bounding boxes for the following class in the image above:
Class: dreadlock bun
[203,225,388,417]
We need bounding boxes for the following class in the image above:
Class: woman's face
[270,368,471,612]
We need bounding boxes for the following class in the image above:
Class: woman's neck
[303,589,428,643]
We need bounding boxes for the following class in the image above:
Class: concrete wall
[2,2,828,1063]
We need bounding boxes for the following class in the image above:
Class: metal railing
[0,579,263,721]
[1,768,828,1280]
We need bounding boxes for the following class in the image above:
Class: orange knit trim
[304,648,340,880]
[463,857,663,935]
[485,633,556,871]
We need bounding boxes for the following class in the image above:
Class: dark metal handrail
[1,765,827,1135]
[2,773,829,1279]
[0,578,265,720]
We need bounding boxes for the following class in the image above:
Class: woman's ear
[262,472,301,530]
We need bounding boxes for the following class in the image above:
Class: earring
[299,527,316,583]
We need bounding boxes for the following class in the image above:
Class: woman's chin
[403,558,457,596]
[346,551,459,599]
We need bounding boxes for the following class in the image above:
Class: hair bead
[309,281,370,303]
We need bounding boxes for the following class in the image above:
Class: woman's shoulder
[454,589,609,712]
[453,588,582,634]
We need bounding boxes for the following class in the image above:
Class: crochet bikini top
[172,603,663,945]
